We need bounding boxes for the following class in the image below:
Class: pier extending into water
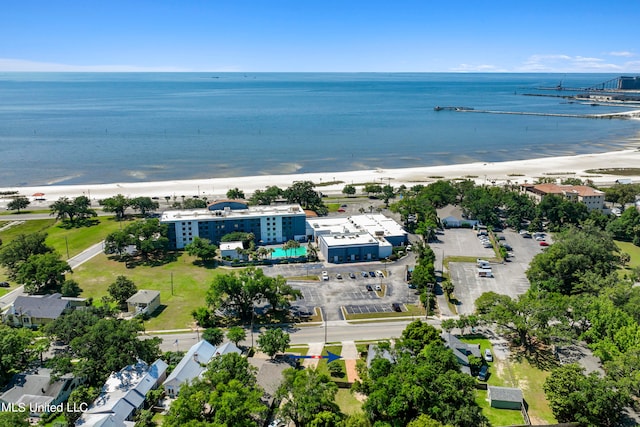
[436,107,640,120]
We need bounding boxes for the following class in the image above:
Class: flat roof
[161,204,305,222]
[309,214,406,238]
[319,232,381,247]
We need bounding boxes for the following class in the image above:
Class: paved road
[148,317,440,352]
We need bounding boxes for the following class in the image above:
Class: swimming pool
[270,246,307,258]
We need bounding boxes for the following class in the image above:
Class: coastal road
[148,318,441,352]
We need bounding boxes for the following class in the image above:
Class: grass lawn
[475,389,524,427]
[461,335,556,425]
[616,239,640,272]
[286,345,309,356]
[0,218,57,243]
[335,389,364,415]
[45,217,124,258]
[71,252,223,331]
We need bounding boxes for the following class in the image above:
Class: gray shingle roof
[0,368,74,410]
[126,290,160,304]
[488,386,523,403]
[12,293,69,319]
[441,333,481,367]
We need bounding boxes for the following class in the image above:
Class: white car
[375,270,384,278]
[321,271,329,281]
[484,349,493,362]
[375,284,382,291]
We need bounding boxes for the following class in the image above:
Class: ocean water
[0,72,638,187]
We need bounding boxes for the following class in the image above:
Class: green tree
[407,414,451,427]
[285,181,327,215]
[203,327,225,346]
[104,229,132,256]
[107,275,138,308]
[100,193,131,220]
[191,306,215,328]
[0,325,35,384]
[206,267,297,322]
[258,327,290,358]
[43,308,102,345]
[399,320,442,353]
[61,278,83,297]
[342,184,356,197]
[130,196,159,216]
[7,195,30,213]
[17,252,72,294]
[227,187,246,199]
[67,318,161,386]
[382,184,395,206]
[227,326,247,346]
[185,236,218,263]
[277,368,341,427]
[440,318,457,334]
[544,364,630,427]
[0,412,29,427]
[0,232,52,279]
[250,185,284,205]
[526,225,620,294]
[124,218,170,260]
[363,183,383,197]
[182,198,207,209]
[164,353,266,426]
[65,385,100,425]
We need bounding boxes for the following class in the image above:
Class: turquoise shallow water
[0,72,638,187]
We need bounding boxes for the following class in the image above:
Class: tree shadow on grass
[57,218,100,229]
[510,340,560,371]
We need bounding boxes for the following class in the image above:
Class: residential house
[487,385,523,409]
[0,368,82,419]
[75,359,167,427]
[126,290,161,315]
[2,293,85,328]
[163,341,241,398]
[442,333,481,375]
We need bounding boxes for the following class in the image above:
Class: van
[478,268,493,278]
[476,259,490,268]
[477,365,489,381]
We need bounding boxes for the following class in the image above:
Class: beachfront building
[161,200,307,249]
[519,183,605,212]
[307,214,407,263]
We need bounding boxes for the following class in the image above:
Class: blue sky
[1,0,639,72]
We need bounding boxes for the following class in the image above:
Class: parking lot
[265,259,419,321]
[431,228,544,315]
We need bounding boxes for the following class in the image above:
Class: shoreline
[2,148,640,205]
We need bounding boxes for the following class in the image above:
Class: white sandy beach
[2,147,640,206]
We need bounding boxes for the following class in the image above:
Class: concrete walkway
[341,341,361,383]
[304,342,324,368]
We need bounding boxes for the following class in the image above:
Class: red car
[539,241,549,246]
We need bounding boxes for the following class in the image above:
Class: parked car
[484,349,493,362]
[368,271,376,277]
[0,281,9,288]
[340,204,347,208]
[375,284,382,291]
[392,303,402,312]
[349,272,356,279]
[336,273,342,280]
[366,285,373,291]
[477,365,489,381]
[361,271,368,278]
[322,271,329,280]
[408,283,416,289]
[539,241,549,246]
[375,270,384,278]
[338,208,346,212]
